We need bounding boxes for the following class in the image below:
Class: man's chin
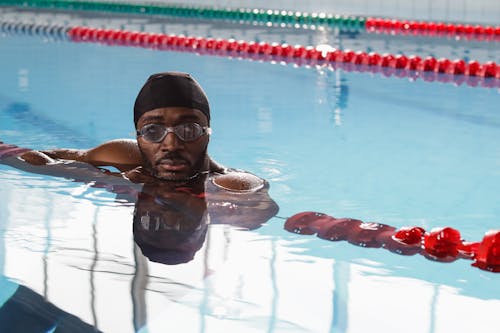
[153,170,196,182]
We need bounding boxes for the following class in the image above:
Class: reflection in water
[132,175,278,265]
[0,141,280,331]
[1,168,499,332]
[132,244,148,332]
[42,199,53,300]
[330,261,349,333]
[90,209,99,329]
[4,102,95,147]
[327,70,349,127]
[127,177,279,330]
[132,186,209,265]
[0,284,103,332]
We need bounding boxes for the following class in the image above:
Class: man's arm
[41,139,227,173]
[41,139,143,172]
[0,142,138,188]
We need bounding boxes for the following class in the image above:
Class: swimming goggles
[137,123,212,143]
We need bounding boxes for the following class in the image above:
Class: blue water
[1,19,500,333]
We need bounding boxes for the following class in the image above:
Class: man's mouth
[157,158,189,172]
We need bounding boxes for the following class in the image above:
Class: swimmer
[1,72,278,226]
[3,72,270,188]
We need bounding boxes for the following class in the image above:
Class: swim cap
[134,72,210,127]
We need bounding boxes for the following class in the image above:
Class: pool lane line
[65,26,500,87]
[0,20,69,40]
[1,20,499,89]
[0,0,365,32]
[2,100,97,147]
[365,17,500,42]
[284,211,500,273]
[1,0,499,42]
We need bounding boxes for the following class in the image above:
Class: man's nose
[160,132,182,151]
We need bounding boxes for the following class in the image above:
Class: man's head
[134,72,211,181]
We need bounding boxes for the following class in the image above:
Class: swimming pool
[1,4,500,333]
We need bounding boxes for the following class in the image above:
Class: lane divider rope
[67,25,500,88]
[285,211,500,273]
[0,20,69,40]
[365,17,500,42]
[1,21,499,89]
[0,0,365,31]
[1,0,499,41]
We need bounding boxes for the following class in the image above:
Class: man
[1,72,278,228]
[0,72,278,332]
[9,72,267,193]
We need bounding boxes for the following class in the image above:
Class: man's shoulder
[89,139,139,157]
[85,139,142,171]
[209,169,266,192]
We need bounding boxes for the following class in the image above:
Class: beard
[140,148,209,182]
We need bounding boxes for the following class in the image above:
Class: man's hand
[0,142,32,160]
[0,142,55,166]
[19,151,55,165]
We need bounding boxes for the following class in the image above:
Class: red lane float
[66,26,500,89]
[473,230,500,271]
[285,211,500,273]
[423,227,463,261]
[365,17,500,42]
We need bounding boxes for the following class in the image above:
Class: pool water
[1,8,500,333]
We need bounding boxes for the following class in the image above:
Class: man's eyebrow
[140,113,204,124]
[177,114,203,121]
[140,115,164,123]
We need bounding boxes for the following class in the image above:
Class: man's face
[136,107,209,181]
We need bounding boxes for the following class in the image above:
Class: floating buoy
[285,211,500,273]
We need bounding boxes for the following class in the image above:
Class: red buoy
[423,227,462,260]
[473,230,500,272]
[393,226,425,245]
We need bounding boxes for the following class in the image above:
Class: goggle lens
[137,123,211,142]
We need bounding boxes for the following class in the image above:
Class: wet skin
[135,107,210,182]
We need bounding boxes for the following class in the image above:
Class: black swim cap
[134,72,210,127]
